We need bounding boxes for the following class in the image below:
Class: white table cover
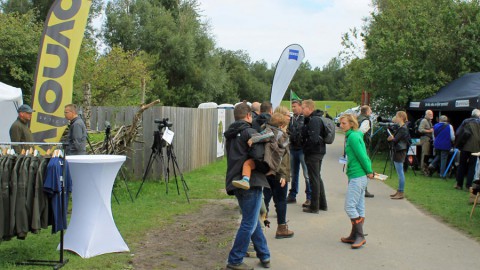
[63,155,129,258]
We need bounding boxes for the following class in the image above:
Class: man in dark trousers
[224,102,271,270]
[454,109,480,190]
[9,104,34,153]
[357,105,374,198]
[301,99,328,213]
[287,99,312,206]
[64,104,87,155]
[418,110,434,175]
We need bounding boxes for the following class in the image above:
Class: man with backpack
[418,110,434,175]
[454,109,480,190]
[427,115,455,178]
[301,99,331,213]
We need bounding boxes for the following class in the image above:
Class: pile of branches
[88,100,160,155]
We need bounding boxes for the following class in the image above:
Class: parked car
[334,106,377,127]
[334,106,360,126]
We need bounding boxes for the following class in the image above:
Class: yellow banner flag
[30,0,92,151]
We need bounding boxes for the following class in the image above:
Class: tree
[360,0,473,110]
[89,46,151,106]
[0,11,43,103]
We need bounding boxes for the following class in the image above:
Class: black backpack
[414,118,423,136]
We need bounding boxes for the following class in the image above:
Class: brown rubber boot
[351,217,366,249]
[390,191,398,198]
[275,224,294,239]
[340,218,359,244]
[391,192,404,200]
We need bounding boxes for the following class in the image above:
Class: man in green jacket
[9,104,34,153]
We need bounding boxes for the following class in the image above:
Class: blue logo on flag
[288,49,299,60]
[326,105,331,109]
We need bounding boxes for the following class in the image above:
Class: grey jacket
[66,117,87,155]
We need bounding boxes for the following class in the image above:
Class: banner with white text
[30,0,92,151]
[270,44,305,109]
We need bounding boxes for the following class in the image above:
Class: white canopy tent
[0,82,23,142]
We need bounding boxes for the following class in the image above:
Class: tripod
[370,127,396,176]
[370,127,388,162]
[136,128,190,203]
[165,143,190,203]
[104,124,134,203]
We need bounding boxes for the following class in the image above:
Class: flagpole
[289,89,292,112]
[289,90,293,126]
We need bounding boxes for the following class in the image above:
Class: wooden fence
[88,106,235,179]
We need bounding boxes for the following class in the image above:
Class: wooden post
[83,83,92,130]
[141,77,146,104]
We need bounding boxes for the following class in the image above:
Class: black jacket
[302,110,326,157]
[456,118,480,152]
[224,120,269,195]
[289,114,305,150]
[252,113,271,132]
[391,125,410,152]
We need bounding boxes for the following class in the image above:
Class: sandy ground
[131,199,239,270]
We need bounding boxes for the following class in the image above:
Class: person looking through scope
[387,111,411,200]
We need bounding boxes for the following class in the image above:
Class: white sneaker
[232,179,250,190]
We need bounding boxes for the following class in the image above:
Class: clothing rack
[0,142,69,270]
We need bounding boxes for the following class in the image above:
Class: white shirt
[359,119,371,135]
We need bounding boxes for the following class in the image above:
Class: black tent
[409,72,480,111]
[407,72,480,129]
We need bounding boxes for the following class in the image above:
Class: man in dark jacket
[9,104,34,153]
[455,109,480,190]
[224,102,270,270]
[357,105,374,198]
[251,101,261,120]
[287,100,312,207]
[301,99,328,213]
[64,104,87,155]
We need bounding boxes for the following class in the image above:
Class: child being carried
[232,112,290,190]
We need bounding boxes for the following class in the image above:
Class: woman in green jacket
[339,114,374,249]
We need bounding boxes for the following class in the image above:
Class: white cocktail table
[63,155,129,258]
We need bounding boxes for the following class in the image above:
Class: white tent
[0,82,23,142]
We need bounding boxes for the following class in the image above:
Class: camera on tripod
[377,116,399,129]
[154,118,173,130]
[105,121,111,134]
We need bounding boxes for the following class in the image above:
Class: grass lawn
[372,153,480,241]
[280,100,357,116]
[0,159,229,269]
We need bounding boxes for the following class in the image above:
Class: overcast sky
[197,0,373,68]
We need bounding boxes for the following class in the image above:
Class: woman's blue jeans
[228,187,270,265]
[344,176,368,219]
[394,161,405,192]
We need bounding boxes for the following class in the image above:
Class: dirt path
[131,199,238,270]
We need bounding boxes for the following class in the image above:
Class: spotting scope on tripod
[135,118,190,203]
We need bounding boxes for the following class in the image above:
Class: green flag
[290,90,301,101]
